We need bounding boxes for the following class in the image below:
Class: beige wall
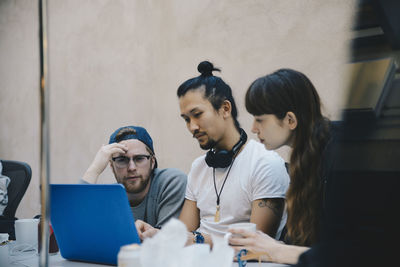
[0,0,356,219]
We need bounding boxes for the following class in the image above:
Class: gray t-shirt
[131,168,187,227]
[81,167,187,228]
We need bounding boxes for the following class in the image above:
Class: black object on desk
[0,160,32,240]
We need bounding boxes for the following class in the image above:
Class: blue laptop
[50,184,141,265]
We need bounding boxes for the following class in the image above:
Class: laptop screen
[50,184,141,265]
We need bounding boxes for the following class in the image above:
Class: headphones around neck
[205,128,247,168]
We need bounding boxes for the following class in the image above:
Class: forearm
[270,243,309,265]
[179,199,200,231]
[82,143,127,184]
[82,166,102,184]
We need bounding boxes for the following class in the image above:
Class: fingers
[138,232,145,240]
[135,220,143,240]
[135,219,148,231]
[229,236,252,246]
[92,143,128,168]
[102,143,128,157]
[135,220,159,240]
[135,219,146,235]
[229,228,257,238]
[228,230,259,247]
[142,228,159,239]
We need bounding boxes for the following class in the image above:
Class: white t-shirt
[186,139,290,238]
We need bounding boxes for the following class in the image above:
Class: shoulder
[151,168,187,199]
[243,140,286,166]
[190,154,207,168]
[186,154,208,176]
[149,169,187,200]
[240,140,289,184]
[152,168,187,186]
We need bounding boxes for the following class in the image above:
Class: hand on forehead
[115,139,149,157]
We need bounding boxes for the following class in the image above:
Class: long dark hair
[245,68,331,246]
[177,61,240,130]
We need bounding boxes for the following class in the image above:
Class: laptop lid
[50,184,141,265]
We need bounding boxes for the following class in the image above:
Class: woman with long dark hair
[228,68,332,264]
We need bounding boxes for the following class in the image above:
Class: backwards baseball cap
[109,126,155,154]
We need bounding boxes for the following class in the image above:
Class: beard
[200,138,217,150]
[194,130,217,150]
[123,175,150,194]
[115,165,153,194]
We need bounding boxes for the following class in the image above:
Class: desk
[8,252,289,267]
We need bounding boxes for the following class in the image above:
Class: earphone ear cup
[205,150,233,168]
[205,150,215,167]
[204,128,248,168]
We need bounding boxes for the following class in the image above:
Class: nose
[251,120,258,134]
[188,120,199,134]
[127,158,137,171]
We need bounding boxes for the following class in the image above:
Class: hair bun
[197,61,220,76]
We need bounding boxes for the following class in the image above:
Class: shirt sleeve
[251,153,290,201]
[155,169,187,227]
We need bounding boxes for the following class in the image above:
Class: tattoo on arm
[258,198,284,218]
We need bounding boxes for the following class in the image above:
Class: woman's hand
[228,229,281,262]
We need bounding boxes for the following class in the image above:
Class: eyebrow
[114,153,149,158]
[181,107,200,118]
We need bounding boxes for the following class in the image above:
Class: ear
[285,111,298,130]
[220,100,232,118]
[150,156,156,170]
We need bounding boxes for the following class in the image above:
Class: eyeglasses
[112,154,151,168]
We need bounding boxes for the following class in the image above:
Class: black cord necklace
[212,157,237,222]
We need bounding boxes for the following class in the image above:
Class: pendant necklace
[213,158,236,222]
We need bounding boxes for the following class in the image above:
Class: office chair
[0,160,32,239]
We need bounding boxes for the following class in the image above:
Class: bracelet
[192,231,204,244]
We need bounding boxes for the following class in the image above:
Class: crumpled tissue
[140,218,234,267]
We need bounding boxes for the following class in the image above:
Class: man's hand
[82,143,128,183]
[135,219,159,240]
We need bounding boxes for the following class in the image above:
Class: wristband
[192,231,204,244]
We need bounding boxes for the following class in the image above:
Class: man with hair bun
[82,125,187,228]
[136,61,289,246]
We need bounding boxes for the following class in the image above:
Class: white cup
[15,219,39,249]
[224,222,257,243]
[0,245,9,266]
[0,233,10,266]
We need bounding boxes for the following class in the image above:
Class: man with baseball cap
[82,126,187,228]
